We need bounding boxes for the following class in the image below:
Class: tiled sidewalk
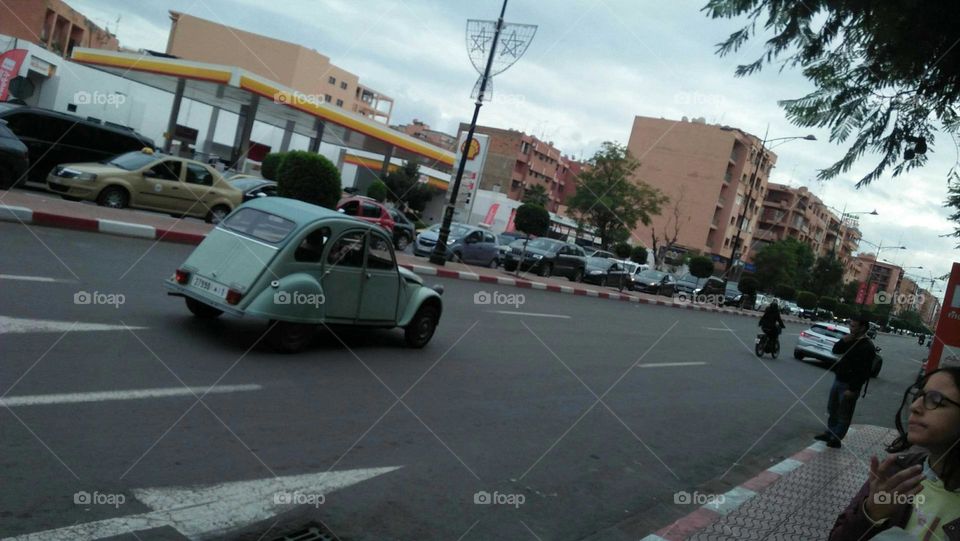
[646,424,897,541]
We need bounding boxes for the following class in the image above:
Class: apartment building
[626,116,776,268]
[845,253,903,304]
[393,120,456,152]
[754,183,861,263]
[457,124,579,213]
[0,0,119,57]
[918,290,941,328]
[166,12,393,123]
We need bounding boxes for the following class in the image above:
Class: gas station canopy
[70,48,456,171]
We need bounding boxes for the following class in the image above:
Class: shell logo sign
[461,138,481,160]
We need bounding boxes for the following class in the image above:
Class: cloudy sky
[66,0,956,292]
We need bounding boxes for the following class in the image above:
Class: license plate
[191,275,228,299]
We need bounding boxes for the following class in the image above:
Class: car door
[182,162,219,217]
[482,232,497,263]
[461,230,484,263]
[359,230,401,323]
[361,201,383,228]
[137,159,185,211]
[554,245,573,276]
[321,229,366,322]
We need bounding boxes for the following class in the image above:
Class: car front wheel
[268,320,316,353]
[396,234,411,251]
[97,186,129,209]
[185,297,222,319]
[570,268,583,282]
[205,205,231,224]
[538,263,552,277]
[405,304,439,348]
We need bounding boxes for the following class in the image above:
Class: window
[185,163,213,186]
[465,231,483,244]
[294,227,331,263]
[483,232,496,244]
[325,94,332,103]
[328,76,336,84]
[340,201,360,215]
[327,231,365,268]
[149,160,182,181]
[366,233,395,270]
[222,208,296,243]
[361,202,381,218]
[336,99,344,107]
[340,81,348,90]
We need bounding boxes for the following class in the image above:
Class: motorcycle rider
[759,302,786,352]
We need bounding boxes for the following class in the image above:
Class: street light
[725,129,816,275]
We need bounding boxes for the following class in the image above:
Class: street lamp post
[724,129,815,276]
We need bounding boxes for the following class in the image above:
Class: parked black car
[583,257,630,287]
[503,237,586,281]
[632,269,676,296]
[0,119,28,189]
[388,208,416,251]
[677,275,726,304]
[0,104,154,188]
[674,273,700,294]
[228,177,277,202]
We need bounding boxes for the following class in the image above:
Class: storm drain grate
[270,523,338,541]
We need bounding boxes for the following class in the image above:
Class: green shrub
[515,204,550,237]
[260,152,285,181]
[775,284,796,301]
[688,255,715,280]
[630,246,649,265]
[276,151,341,209]
[738,276,759,295]
[818,296,839,312]
[613,242,633,259]
[367,180,388,202]
[796,291,818,310]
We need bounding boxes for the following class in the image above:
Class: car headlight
[447,238,456,245]
[588,270,603,275]
[531,254,543,259]
[60,167,97,181]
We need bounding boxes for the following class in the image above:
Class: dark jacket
[829,452,960,541]
[759,310,785,331]
[831,335,875,393]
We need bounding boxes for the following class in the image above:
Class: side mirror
[255,191,269,198]
[143,170,157,178]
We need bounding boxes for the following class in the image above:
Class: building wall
[626,116,775,267]
[394,120,456,151]
[0,0,119,57]
[165,12,392,123]
[847,253,902,302]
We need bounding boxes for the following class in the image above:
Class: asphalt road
[0,222,930,541]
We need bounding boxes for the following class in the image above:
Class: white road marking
[0,384,262,407]
[0,274,74,283]
[637,362,707,368]
[0,316,145,335]
[489,310,571,319]
[9,466,402,541]
[705,327,735,331]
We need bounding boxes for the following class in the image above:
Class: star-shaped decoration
[499,30,524,57]
[469,27,493,54]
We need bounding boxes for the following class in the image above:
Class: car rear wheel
[396,234,410,251]
[538,263,552,277]
[268,321,315,353]
[793,349,804,360]
[488,257,498,268]
[571,268,583,282]
[205,205,231,224]
[185,297,223,319]
[405,304,439,348]
[97,186,129,209]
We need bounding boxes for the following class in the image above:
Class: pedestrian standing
[814,313,876,449]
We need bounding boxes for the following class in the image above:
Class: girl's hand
[863,456,925,521]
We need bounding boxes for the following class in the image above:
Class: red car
[336,196,395,233]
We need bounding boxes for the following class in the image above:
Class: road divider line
[637,362,707,368]
[0,274,75,283]
[0,384,262,407]
[0,316,147,335]
[488,310,571,319]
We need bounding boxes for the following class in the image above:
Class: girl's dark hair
[764,303,779,317]
[888,367,960,491]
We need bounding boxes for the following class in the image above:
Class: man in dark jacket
[815,313,876,449]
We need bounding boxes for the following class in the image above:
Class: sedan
[632,269,676,296]
[583,257,629,287]
[503,237,586,281]
[794,323,882,377]
[228,177,277,202]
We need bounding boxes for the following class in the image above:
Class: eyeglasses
[910,389,960,411]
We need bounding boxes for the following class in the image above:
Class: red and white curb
[640,440,829,541]
[0,204,206,245]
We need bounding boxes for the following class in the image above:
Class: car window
[340,201,360,216]
[361,202,382,218]
[221,208,296,244]
[483,232,496,243]
[811,324,848,339]
[185,163,214,186]
[327,231,365,268]
[294,227,331,263]
[108,151,158,170]
[465,231,482,243]
[366,233,395,270]
[149,160,182,181]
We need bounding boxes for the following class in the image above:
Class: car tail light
[175,269,190,284]
[226,289,243,305]
[800,331,810,338]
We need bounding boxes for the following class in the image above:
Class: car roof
[244,196,356,228]
[0,105,154,143]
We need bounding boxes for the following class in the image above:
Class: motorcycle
[755,332,780,358]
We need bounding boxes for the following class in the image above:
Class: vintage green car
[164,197,444,352]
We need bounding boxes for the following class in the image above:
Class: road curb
[640,441,828,541]
[0,203,802,323]
[0,204,206,245]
